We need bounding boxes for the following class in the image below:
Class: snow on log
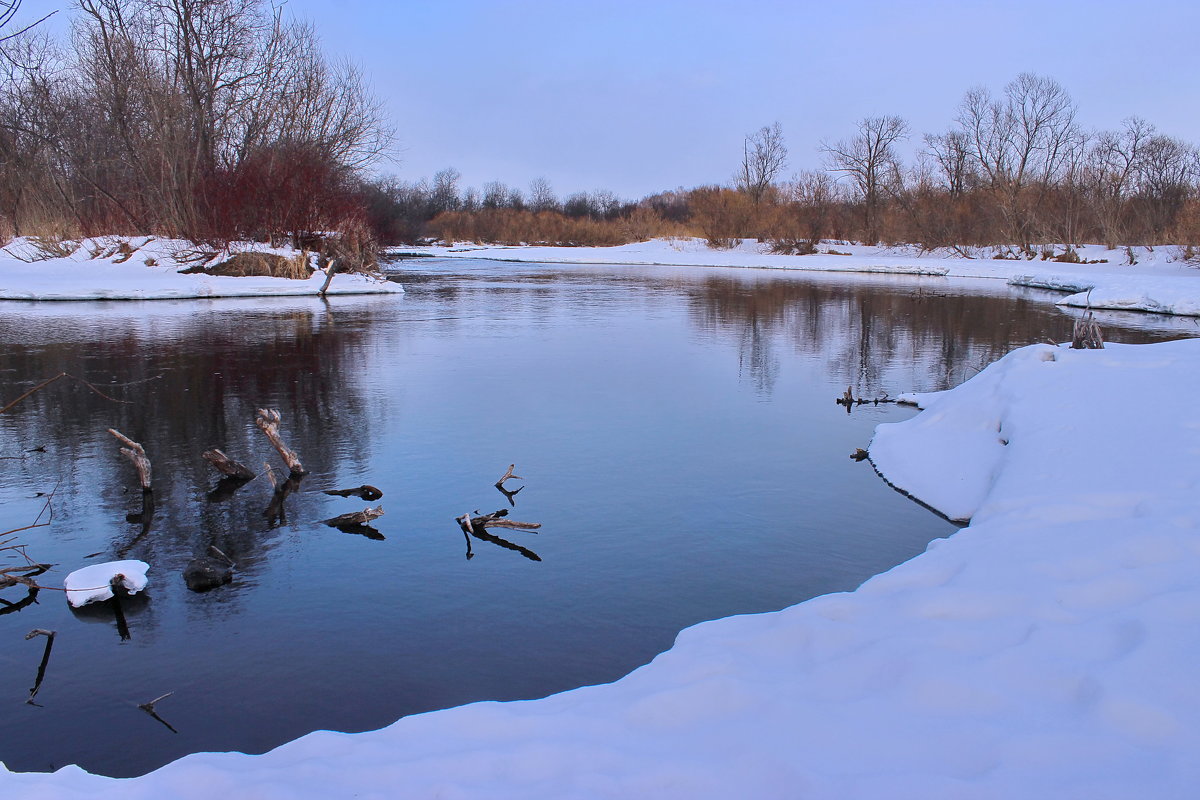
[63,560,150,608]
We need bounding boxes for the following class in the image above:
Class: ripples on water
[0,261,1192,776]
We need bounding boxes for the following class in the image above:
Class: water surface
[0,260,1191,775]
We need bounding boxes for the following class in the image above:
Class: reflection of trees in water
[687,276,1075,395]
[0,304,379,611]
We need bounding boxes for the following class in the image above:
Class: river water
[0,260,1193,776]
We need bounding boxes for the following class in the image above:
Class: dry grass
[206,252,312,280]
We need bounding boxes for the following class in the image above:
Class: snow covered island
[0,237,403,300]
[4,337,1198,797]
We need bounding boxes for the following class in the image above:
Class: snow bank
[63,560,150,608]
[0,237,403,301]
[402,239,1200,317]
[6,338,1200,797]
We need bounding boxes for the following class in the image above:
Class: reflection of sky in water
[0,262,1192,777]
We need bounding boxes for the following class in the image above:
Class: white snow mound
[63,560,150,607]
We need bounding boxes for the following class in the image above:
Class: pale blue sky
[16,0,1200,199]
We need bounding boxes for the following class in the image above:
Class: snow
[0,237,403,301]
[400,239,1200,317]
[6,338,1200,797]
[63,560,150,608]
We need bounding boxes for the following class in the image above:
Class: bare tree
[527,176,557,212]
[922,129,974,197]
[1134,133,1198,238]
[1086,117,1153,247]
[822,115,909,244]
[735,122,787,203]
[955,73,1081,247]
[429,167,460,214]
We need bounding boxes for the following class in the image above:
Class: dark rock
[183,558,233,592]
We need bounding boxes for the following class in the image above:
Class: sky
[12,0,1200,201]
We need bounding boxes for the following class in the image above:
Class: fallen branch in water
[835,386,898,410]
[494,464,523,487]
[324,485,383,501]
[324,506,384,527]
[202,448,255,480]
[108,428,152,492]
[138,691,179,734]
[255,409,306,475]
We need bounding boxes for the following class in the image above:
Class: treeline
[0,0,390,254]
[368,73,1200,254]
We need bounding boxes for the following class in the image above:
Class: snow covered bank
[5,338,1200,797]
[399,239,1200,318]
[0,237,402,300]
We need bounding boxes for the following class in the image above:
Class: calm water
[0,261,1193,776]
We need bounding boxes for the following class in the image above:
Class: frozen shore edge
[5,338,1198,797]
[399,239,1200,318]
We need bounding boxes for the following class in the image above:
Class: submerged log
[324,506,384,527]
[202,448,255,480]
[108,428,152,491]
[254,409,306,475]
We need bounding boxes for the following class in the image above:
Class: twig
[1,372,133,415]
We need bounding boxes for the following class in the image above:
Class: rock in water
[183,558,233,592]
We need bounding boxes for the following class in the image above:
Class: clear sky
[14,0,1200,200]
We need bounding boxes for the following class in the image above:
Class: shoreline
[0,237,403,301]
[396,238,1200,318]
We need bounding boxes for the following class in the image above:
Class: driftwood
[254,409,306,475]
[456,513,541,562]
[202,448,255,480]
[138,691,179,734]
[458,509,541,532]
[494,464,523,487]
[835,387,897,412]
[324,506,384,527]
[108,428,152,491]
[324,485,383,501]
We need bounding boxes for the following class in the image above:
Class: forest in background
[1,1,1198,259]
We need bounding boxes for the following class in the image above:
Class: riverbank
[0,237,402,300]
[399,238,1200,317]
[4,336,1196,797]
